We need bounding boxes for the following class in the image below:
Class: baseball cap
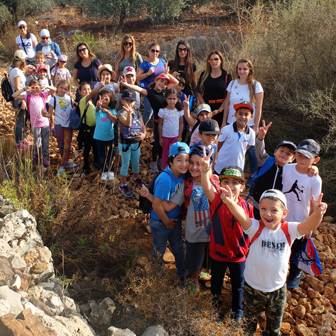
[58,54,67,62]
[156,73,172,83]
[196,103,211,115]
[294,139,320,159]
[219,166,245,182]
[98,64,115,79]
[121,89,137,101]
[233,101,254,113]
[14,50,27,61]
[40,29,50,37]
[260,189,287,208]
[18,21,27,28]
[199,119,221,135]
[276,141,297,151]
[37,65,47,72]
[190,145,212,163]
[169,142,190,157]
[123,66,136,76]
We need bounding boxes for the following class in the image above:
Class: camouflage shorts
[243,282,286,336]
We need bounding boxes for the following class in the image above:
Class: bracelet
[200,168,210,173]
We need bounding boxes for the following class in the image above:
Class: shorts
[184,241,207,273]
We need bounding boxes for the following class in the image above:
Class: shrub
[147,0,185,24]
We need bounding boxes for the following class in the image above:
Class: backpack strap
[224,71,229,99]
[280,221,291,246]
[250,220,265,245]
[26,93,31,114]
[20,35,28,56]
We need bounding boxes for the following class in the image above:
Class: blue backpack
[70,103,89,130]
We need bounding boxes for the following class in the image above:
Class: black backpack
[1,73,13,102]
[139,171,169,214]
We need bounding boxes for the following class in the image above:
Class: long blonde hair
[199,50,227,93]
[116,35,137,68]
[236,58,256,103]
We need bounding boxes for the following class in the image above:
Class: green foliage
[77,237,87,248]
[147,0,185,24]
[0,3,11,24]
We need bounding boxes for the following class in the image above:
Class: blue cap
[169,142,190,157]
[196,104,211,115]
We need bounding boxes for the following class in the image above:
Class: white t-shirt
[51,67,71,85]
[244,218,303,292]
[215,123,255,173]
[16,34,37,59]
[9,67,26,92]
[189,120,201,147]
[158,107,184,138]
[282,164,322,222]
[226,79,263,126]
[52,95,72,127]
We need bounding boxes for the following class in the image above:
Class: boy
[220,188,327,335]
[282,139,322,288]
[37,65,51,87]
[201,149,253,320]
[214,101,255,174]
[176,77,186,104]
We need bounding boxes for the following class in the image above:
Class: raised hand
[311,193,328,215]
[172,71,180,78]
[122,104,133,115]
[257,120,272,140]
[96,95,103,109]
[183,95,190,108]
[200,146,213,173]
[220,185,234,205]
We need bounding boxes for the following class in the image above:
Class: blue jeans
[96,139,114,172]
[149,216,187,278]
[142,96,153,126]
[247,145,258,176]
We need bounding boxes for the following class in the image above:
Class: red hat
[37,65,47,72]
[233,101,254,113]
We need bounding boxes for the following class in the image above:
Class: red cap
[37,65,47,72]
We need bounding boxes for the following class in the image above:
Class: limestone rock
[295,324,314,336]
[141,326,169,336]
[89,298,116,328]
[10,255,27,270]
[281,322,291,335]
[108,326,136,336]
[0,256,14,287]
[0,299,11,317]
[0,240,12,257]
[293,305,306,318]
[54,314,96,336]
[305,276,324,293]
[0,285,23,315]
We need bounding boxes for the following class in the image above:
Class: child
[183,98,211,146]
[36,51,55,79]
[176,77,186,104]
[158,89,184,169]
[24,62,38,85]
[118,66,140,110]
[201,150,253,320]
[93,89,117,181]
[94,64,119,94]
[149,142,189,280]
[282,139,322,288]
[12,79,56,166]
[37,64,52,87]
[220,188,327,335]
[42,80,76,176]
[215,101,255,174]
[120,70,179,173]
[51,55,71,91]
[117,89,146,197]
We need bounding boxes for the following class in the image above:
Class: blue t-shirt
[139,58,166,88]
[93,108,117,141]
[191,140,217,161]
[150,167,185,220]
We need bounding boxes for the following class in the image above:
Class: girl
[12,79,56,167]
[42,80,76,176]
[117,89,146,197]
[222,59,264,184]
[51,55,71,91]
[93,64,119,95]
[36,51,54,79]
[93,89,117,181]
[16,21,37,60]
[120,70,178,173]
[158,89,184,169]
[117,66,140,110]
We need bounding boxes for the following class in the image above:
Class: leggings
[152,120,162,162]
[118,142,141,176]
[79,127,98,169]
[161,136,178,169]
[54,125,73,167]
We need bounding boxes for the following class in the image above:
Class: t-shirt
[226,79,264,127]
[79,97,96,127]
[215,122,255,173]
[117,53,143,73]
[74,58,102,87]
[168,60,197,96]
[9,67,26,92]
[117,108,143,144]
[93,82,118,94]
[38,77,49,87]
[16,34,37,59]
[51,67,71,85]
[52,95,72,127]
[139,58,166,89]
[150,167,185,221]
[189,120,201,147]
[196,71,232,110]
[282,164,322,222]
[244,219,303,292]
[94,108,117,141]
[146,88,166,120]
[158,107,183,138]
[25,92,49,128]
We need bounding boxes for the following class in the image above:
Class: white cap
[18,21,27,28]
[40,29,50,37]
[260,189,287,208]
[122,66,136,76]
[14,50,27,61]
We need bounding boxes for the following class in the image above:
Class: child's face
[220,177,244,201]
[59,60,66,68]
[259,198,288,231]
[166,93,177,107]
[38,70,47,79]
[100,93,110,108]
[176,83,184,93]
[295,152,319,171]
[121,99,135,108]
[198,111,210,122]
[100,70,112,84]
[170,153,189,176]
[57,83,69,96]
[155,78,169,91]
[188,154,202,179]
[199,133,218,147]
[29,84,41,96]
[36,56,45,64]
[235,108,252,128]
[79,84,91,97]
[26,65,36,76]
[274,146,295,167]
[125,74,135,85]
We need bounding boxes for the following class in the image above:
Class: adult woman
[115,35,143,80]
[36,29,61,68]
[15,21,37,61]
[137,42,166,125]
[73,42,102,102]
[222,58,264,183]
[196,50,232,126]
[168,40,197,97]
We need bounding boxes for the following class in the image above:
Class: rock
[0,285,23,315]
[31,262,48,274]
[89,297,116,328]
[281,322,291,335]
[330,294,336,307]
[312,306,325,315]
[11,274,21,290]
[163,247,175,263]
[10,255,27,270]
[0,240,12,257]
[0,256,14,286]
[295,324,314,336]
[325,283,335,297]
[54,314,96,336]
[293,305,306,318]
[324,216,334,223]
[305,276,324,293]
[14,270,32,292]
[0,299,11,317]
[108,326,136,336]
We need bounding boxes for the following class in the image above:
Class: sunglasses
[59,60,66,63]
[19,26,26,29]
[42,37,49,40]
[178,47,188,52]
[208,57,220,63]
[123,41,133,46]
[78,47,87,53]
[151,49,160,53]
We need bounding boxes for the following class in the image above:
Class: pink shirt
[25,92,49,128]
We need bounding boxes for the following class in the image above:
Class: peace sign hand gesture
[257,120,272,140]
[183,95,190,109]
[96,95,103,109]
[200,146,213,173]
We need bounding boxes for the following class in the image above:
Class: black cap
[219,166,245,182]
[276,141,297,151]
[121,89,137,101]
[190,145,212,163]
[294,139,320,159]
[199,119,221,135]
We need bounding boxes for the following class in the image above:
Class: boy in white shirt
[220,188,327,336]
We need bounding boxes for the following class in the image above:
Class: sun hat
[169,142,190,157]
[40,29,50,37]
[199,119,221,135]
[233,101,254,113]
[98,64,115,79]
[294,139,320,159]
[260,189,287,208]
[219,166,245,182]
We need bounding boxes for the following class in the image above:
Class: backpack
[70,102,89,130]
[139,171,169,214]
[1,73,14,102]
[122,113,143,140]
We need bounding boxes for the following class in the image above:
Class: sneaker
[66,160,77,168]
[234,310,243,321]
[132,177,145,188]
[57,166,65,176]
[150,161,159,173]
[16,143,28,150]
[157,159,162,168]
[199,271,212,281]
[101,172,108,181]
[43,158,50,167]
[119,184,133,197]
[21,139,33,145]
[32,156,38,165]
[188,283,199,296]
[108,172,115,181]
[287,270,304,288]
